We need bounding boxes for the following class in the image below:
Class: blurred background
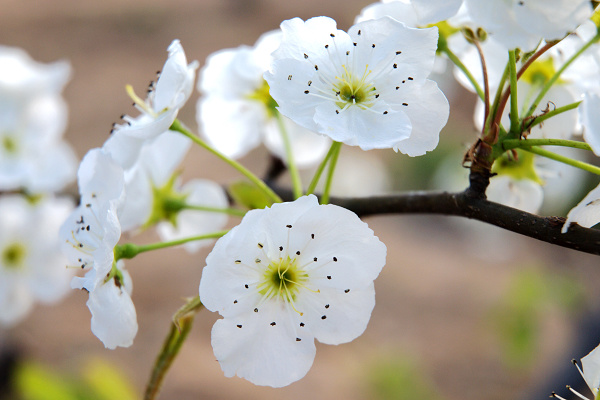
[1,0,600,399]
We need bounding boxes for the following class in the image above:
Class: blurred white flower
[116,130,191,232]
[156,179,228,253]
[0,45,76,193]
[0,195,73,326]
[465,0,593,52]
[355,0,462,26]
[199,195,386,387]
[198,30,330,166]
[264,16,449,155]
[104,39,198,169]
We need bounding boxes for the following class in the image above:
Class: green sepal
[492,149,543,184]
[144,172,188,229]
[229,180,274,210]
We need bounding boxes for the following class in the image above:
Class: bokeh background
[1,0,600,399]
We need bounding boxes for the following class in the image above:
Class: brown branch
[276,188,600,256]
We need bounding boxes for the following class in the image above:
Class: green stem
[180,203,247,217]
[521,146,600,175]
[321,142,342,204]
[144,296,203,400]
[115,231,228,260]
[524,101,582,130]
[306,141,342,195]
[508,50,520,135]
[502,138,592,151]
[524,31,600,119]
[170,119,282,204]
[442,47,485,101]
[275,112,303,199]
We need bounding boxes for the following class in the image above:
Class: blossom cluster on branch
[2,0,600,396]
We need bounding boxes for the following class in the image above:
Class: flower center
[2,242,27,269]
[258,255,308,304]
[247,79,279,118]
[333,64,376,109]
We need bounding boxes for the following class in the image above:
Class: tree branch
[277,188,600,256]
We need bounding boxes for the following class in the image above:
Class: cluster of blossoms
[0,46,77,326]
[8,0,600,392]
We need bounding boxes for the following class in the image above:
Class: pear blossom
[355,0,462,26]
[264,16,449,155]
[551,343,600,400]
[199,195,386,387]
[115,130,191,232]
[465,0,593,52]
[0,45,77,193]
[198,30,330,166]
[104,39,198,169]
[60,149,124,291]
[59,149,138,348]
[156,179,229,253]
[0,195,73,326]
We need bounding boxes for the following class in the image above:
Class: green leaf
[82,358,137,400]
[229,181,273,210]
[15,362,77,400]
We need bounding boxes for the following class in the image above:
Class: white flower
[486,175,544,214]
[198,30,330,166]
[465,0,593,51]
[552,343,600,400]
[0,45,77,193]
[199,194,387,387]
[264,16,449,155]
[60,149,124,292]
[116,130,191,232]
[562,182,600,233]
[356,0,462,26]
[104,39,198,169]
[156,179,228,253]
[0,195,73,326]
[83,261,137,350]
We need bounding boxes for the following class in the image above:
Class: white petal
[153,39,198,113]
[580,92,600,156]
[486,175,544,214]
[355,1,419,26]
[210,300,316,387]
[562,183,600,232]
[392,79,449,156]
[87,276,137,349]
[295,284,376,345]
[582,343,600,394]
[77,148,125,206]
[412,0,463,24]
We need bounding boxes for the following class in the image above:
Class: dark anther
[244,284,249,289]
[325,304,330,309]
[279,246,283,251]
[311,233,315,239]
[313,257,318,262]
[286,224,292,228]
[237,324,242,328]
[321,315,327,320]
[304,53,308,59]
[402,103,408,106]
[327,276,332,280]
[335,110,340,114]
[396,51,402,55]
[270,322,276,326]
[304,90,310,94]
[345,289,350,293]
[233,300,238,304]
[383,111,389,114]
[254,308,258,312]
[372,44,376,48]
[296,338,302,341]
[300,322,305,327]
[393,63,397,68]
[296,251,301,255]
